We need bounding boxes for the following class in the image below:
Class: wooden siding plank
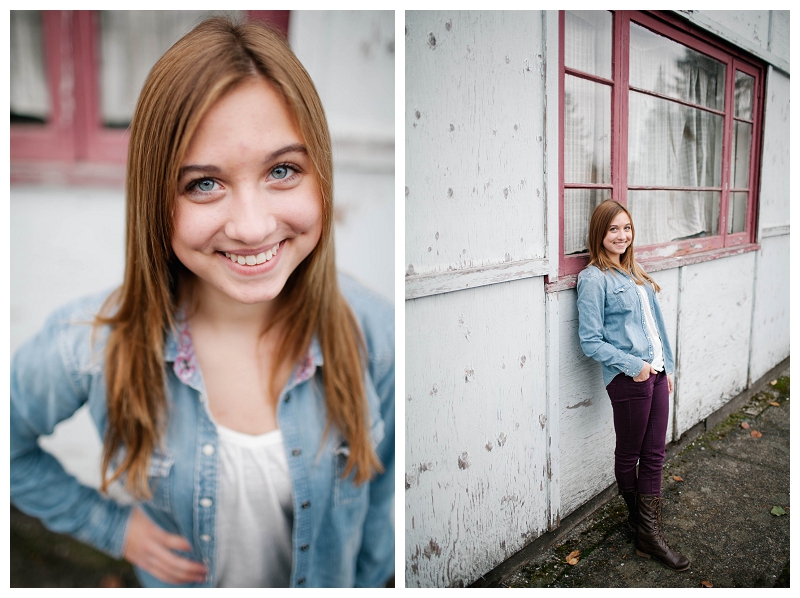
[675,253,756,436]
[748,235,790,382]
[405,279,548,587]
[405,11,546,280]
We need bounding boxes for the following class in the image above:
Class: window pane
[10,10,50,124]
[735,71,754,120]
[630,22,725,112]
[564,188,610,255]
[730,121,752,189]
[728,192,748,233]
[628,190,719,246]
[628,91,723,187]
[99,11,243,128]
[565,11,612,80]
[564,75,611,184]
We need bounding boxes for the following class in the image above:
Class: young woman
[10,17,394,588]
[576,199,689,572]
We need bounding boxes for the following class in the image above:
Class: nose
[224,186,278,246]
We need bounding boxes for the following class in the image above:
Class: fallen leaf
[770,401,780,407]
[701,581,713,588]
[566,549,580,566]
[673,475,684,482]
[770,380,778,385]
[740,422,750,429]
[771,506,786,516]
[750,430,762,438]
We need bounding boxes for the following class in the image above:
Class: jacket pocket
[333,442,367,507]
[145,450,174,512]
[613,280,637,310]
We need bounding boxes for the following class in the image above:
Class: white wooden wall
[405,11,554,587]
[406,9,790,588]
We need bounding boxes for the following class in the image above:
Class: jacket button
[200,534,211,542]
[292,448,301,457]
[297,578,305,585]
[301,501,310,509]
[200,498,213,508]
[202,444,215,456]
[300,544,309,551]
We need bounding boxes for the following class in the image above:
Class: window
[559,11,764,277]
[10,10,289,183]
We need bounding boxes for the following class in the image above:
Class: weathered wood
[748,234,790,383]
[674,253,756,437]
[405,11,547,281]
[405,258,548,300]
[405,279,549,587]
[556,288,615,516]
[758,68,790,230]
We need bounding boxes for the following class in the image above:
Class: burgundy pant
[605,371,669,496]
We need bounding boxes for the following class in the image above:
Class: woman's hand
[123,507,208,585]
[668,374,674,394]
[633,362,657,382]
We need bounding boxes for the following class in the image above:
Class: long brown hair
[586,199,661,292]
[97,16,381,499]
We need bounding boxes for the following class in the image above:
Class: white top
[636,283,664,372]
[214,425,294,588]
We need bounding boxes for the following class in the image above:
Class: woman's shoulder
[577,264,605,284]
[337,273,394,362]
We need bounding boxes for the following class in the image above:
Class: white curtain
[10,11,50,121]
[99,11,243,126]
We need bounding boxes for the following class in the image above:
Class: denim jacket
[10,275,394,588]
[576,265,674,387]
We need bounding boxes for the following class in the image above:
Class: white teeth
[224,243,280,266]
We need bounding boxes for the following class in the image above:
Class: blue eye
[271,165,290,180]
[196,178,216,192]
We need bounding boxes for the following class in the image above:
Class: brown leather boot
[635,494,690,571]
[622,491,638,532]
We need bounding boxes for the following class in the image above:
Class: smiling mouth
[223,242,281,266]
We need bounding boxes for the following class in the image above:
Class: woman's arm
[576,270,646,379]
[10,303,132,558]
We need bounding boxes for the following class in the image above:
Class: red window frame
[10,10,289,183]
[557,10,765,278]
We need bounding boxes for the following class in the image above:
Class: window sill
[546,243,760,293]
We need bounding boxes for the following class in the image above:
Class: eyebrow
[178,143,308,179]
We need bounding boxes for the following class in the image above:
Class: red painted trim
[629,85,727,117]
[248,10,290,36]
[558,10,566,279]
[548,243,761,293]
[615,11,630,208]
[563,68,613,86]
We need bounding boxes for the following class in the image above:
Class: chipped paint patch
[458,452,471,469]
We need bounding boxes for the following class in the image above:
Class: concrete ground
[484,370,790,589]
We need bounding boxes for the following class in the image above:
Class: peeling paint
[497,432,507,447]
[427,33,436,49]
[519,355,527,368]
[458,452,470,469]
[485,441,493,451]
[539,414,547,429]
[464,368,475,382]
[566,397,594,409]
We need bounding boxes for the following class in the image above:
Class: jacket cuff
[75,497,133,559]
